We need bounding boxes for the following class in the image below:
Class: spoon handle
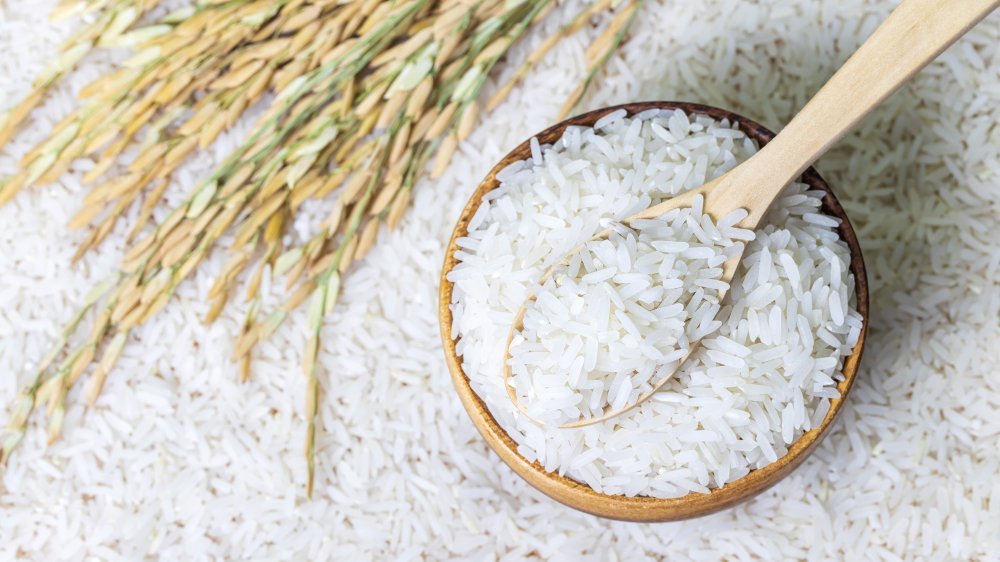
[717,0,997,226]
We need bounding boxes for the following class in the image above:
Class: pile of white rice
[2,0,998,559]
[449,110,863,496]
[506,195,752,426]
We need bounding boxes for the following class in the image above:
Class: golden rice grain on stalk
[377,92,408,129]
[426,103,457,140]
[308,251,337,278]
[386,188,411,230]
[354,219,380,260]
[338,236,358,273]
[341,170,372,204]
[404,78,433,119]
[411,108,438,142]
[354,81,390,116]
[456,101,478,141]
[370,173,402,215]
[285,279,317,312]
[389,122,411,164]
[432,133,458,178]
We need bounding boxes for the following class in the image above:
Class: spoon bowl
[439,101,869,521]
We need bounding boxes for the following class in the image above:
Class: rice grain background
[1,0,998,559]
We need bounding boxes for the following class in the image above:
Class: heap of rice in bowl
[447,109,862,498]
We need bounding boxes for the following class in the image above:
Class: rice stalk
[559,0,641,120]
[0,0,640,494]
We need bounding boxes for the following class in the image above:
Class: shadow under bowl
[439,101,869,522]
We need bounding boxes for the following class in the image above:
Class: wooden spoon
[503,0,998,428]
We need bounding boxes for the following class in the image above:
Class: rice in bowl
[446,105,864,500]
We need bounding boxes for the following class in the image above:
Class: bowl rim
[438,101,869,522]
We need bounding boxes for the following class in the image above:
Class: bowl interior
[439,102,869,522]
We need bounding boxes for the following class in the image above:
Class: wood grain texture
[439,102,869,522]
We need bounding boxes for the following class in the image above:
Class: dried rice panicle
[0,0,641,493]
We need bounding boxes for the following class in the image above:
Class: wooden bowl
[438,102,869,522]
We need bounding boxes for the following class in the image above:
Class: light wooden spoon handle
[649,0,999,228]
